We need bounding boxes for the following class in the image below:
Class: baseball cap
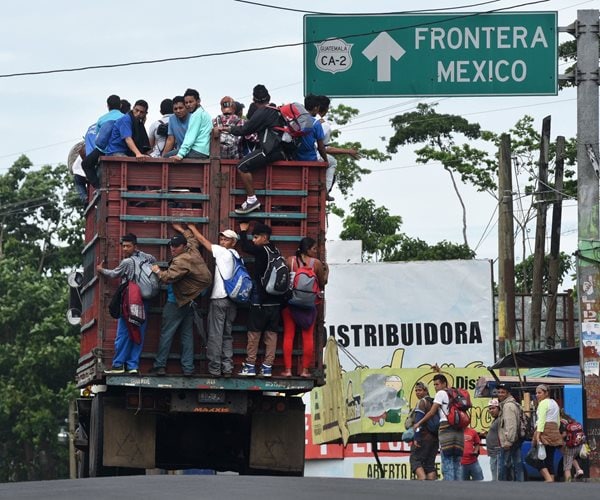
[169,234,187,247]
[219,229,239,241]
[488,399,500,407]
[496,383,510,391]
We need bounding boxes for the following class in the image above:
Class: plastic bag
[580,443,590,459]
[402,428,415,442]
[537,443,547,460]
[525,445,543,469]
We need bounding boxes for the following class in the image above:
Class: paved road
[0,475,599,500]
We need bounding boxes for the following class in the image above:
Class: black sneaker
[234,199,261,214]
[104,366,125,374]
[150,366,166,376]
[183,370,195,377]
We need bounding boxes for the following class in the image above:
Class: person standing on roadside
[497,383,524,481]
[486,399,502,480]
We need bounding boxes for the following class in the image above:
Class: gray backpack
[131,255,160,299]
[261,246,290,295]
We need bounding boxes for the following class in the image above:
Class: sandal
[300,370,311,378]
[281,369,292,377]
[575,470,584,478]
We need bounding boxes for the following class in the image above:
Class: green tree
[0,155,82,481]
[514,252,573,294]
[339,197,475,262]
[339,198,402,261]
[386,237,475,262]
[487,116,577,264]
[386,103,495,247]
[325,104,391,211]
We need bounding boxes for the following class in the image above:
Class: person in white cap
[486,399,502,480]
[187,222,241,377]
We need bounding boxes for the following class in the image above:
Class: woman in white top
[532,384,563,482]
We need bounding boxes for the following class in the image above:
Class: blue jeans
[489,453,501,480]
[441,453,463,480]
[74,174,88,204]
[499,443,524,481]
[153,301,195,373]
[207,298,237,375]
[462,460,484,480]
[112,301,149,370]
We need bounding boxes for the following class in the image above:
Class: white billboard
[325,260,495,369]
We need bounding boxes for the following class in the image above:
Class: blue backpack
[219,251,253,303]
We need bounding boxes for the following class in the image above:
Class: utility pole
[497,134,515,357]
[545,136,565,347]
[572,9,600,480]
[531,117,551,349]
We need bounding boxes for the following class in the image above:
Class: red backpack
[445,387,472,430]
[288,257,320,309]
[273,103,315,139]
[565,421,586,447]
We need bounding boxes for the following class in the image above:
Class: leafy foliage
[0,155,82,481]
[386,237,475,262]
[339,198,402,261]
[386,103,495,246]
[514,252,573,294]
[339,197,474,262]
[326,104,391,198]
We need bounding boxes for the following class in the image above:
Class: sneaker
[104,366,125,374]
[234,199,261,215]
[326,194,335,202]
[183,370,196,377]
[260,364,272,377]
[239,363,256,376]
[126,368,139,375]
[222,372,232,378]
[575,469,584,478]
[150,366,166,376]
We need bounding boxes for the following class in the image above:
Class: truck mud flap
[103,399,156,469]
[249,397,305,474]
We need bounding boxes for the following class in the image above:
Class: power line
[0,0,549,79]
[233,0,502,15]
[341,97,577,132]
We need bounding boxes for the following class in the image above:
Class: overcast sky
[1,0,595,289]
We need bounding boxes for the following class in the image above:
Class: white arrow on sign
[362,31,406,82]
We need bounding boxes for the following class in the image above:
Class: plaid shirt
[214,114,244,159]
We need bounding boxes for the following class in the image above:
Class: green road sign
[304,12,557,97]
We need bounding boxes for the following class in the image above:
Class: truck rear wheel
[88,393,111,477]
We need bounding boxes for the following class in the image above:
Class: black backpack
[156,120,168,138]
[261,246,290,295]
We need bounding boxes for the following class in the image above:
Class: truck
[71,139,328,477]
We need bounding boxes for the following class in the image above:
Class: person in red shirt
[462,427,483,480]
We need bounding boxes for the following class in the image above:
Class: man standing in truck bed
[97,233,156,374]
[238,221,283,377]
[151,226,212,376]
[186,223,241,377]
